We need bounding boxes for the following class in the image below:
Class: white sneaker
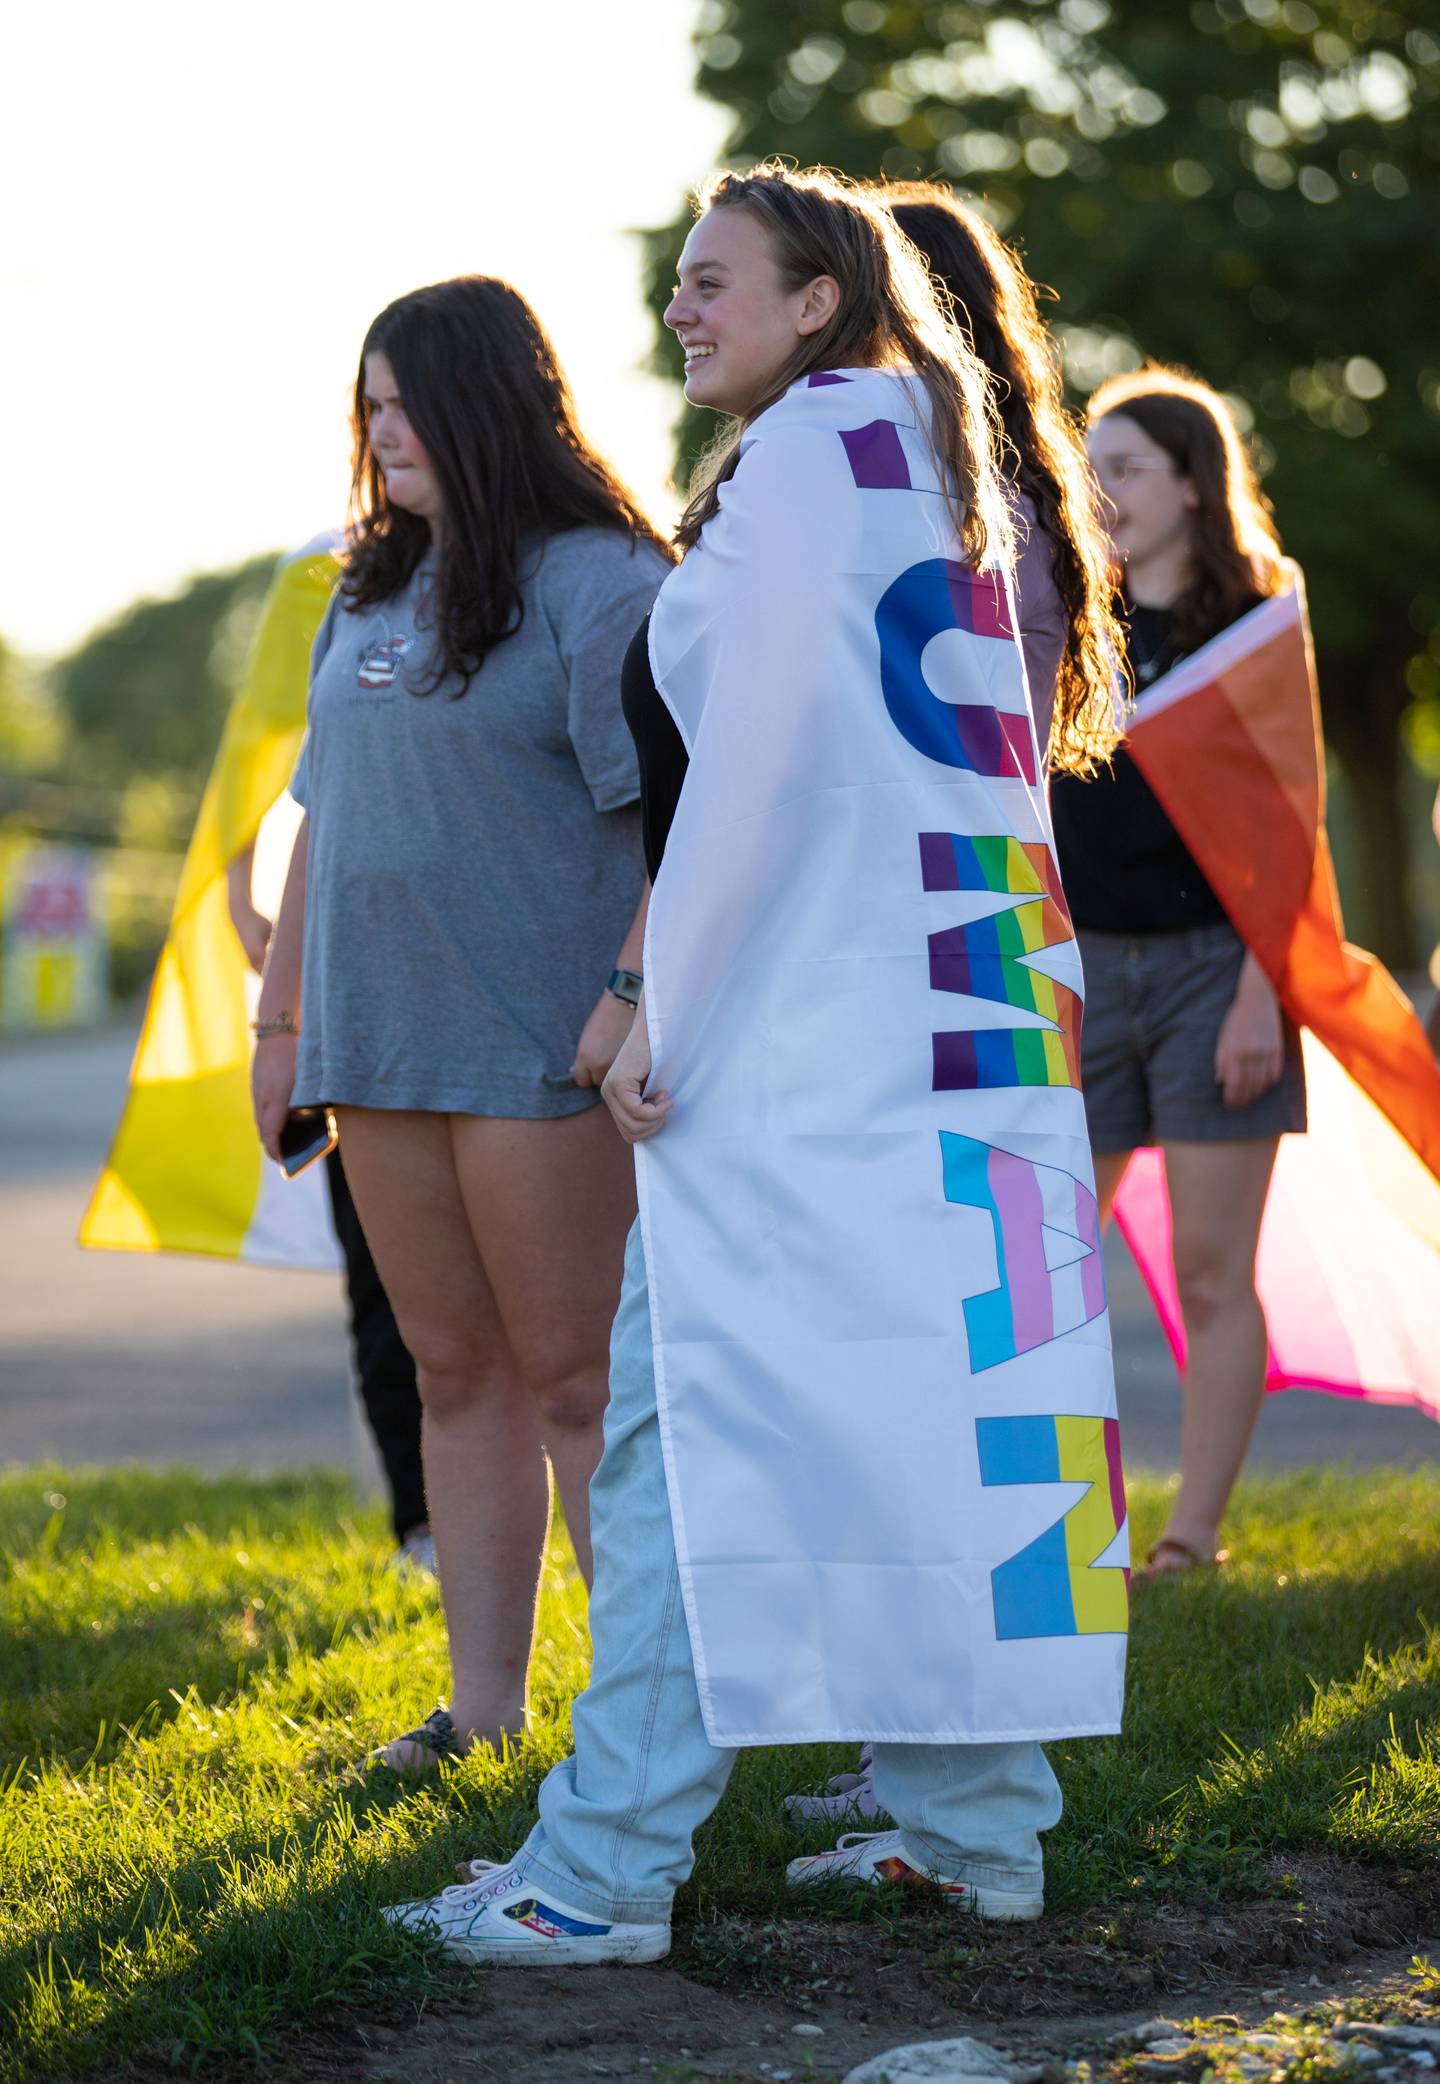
[782,1743,883,1829]
[388,1528,438,1579]
[383,1858,671,1967]
[785,1830,1043,1921]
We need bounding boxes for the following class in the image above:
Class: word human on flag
[639,368,1127,1747]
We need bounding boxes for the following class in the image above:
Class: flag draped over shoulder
[1111,571,1440,1416]
[80,535,342,1268]
[642,369,1127,1747]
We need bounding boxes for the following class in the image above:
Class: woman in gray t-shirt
[253,276,669,1773]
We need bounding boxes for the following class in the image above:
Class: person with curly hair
[883,181,1125,778]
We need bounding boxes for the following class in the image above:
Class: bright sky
[4,2,729,658]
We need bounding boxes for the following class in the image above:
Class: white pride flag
[639,368,1128,1747]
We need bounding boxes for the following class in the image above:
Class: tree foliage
[55,555,279,791]
[0,639,65,774]
[645,0,1440,960]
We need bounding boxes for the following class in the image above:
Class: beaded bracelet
[251,1012,298,1040]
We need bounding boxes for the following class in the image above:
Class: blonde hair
[675,161,1013,577]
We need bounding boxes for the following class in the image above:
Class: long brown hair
[883,182,1124,775]
[1087,366,1285,653]
[676,163,1013,576]
[344,276,666,692]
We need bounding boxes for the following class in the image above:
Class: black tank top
[1048,596,1259,934]
[621,613,689,881]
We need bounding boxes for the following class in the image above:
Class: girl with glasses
[1049,366,1301,1579]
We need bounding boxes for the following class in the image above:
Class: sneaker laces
[438,1859,509,1904]
[835,1829,897,1853]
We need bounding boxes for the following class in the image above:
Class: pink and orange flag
[1109,568,1440,1418]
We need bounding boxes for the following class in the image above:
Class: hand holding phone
[278,1106,339,1178]
[252,1031,297,1161]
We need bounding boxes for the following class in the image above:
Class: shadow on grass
[0,1694,575,2079]
[0,1724,603,2084]
[1048,1561,1440,1908]
[0,1812,452,2083]
[0,1577,438,1771]
[5,1468,1440,2079]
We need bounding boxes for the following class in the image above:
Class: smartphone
[278,1106,339,1179]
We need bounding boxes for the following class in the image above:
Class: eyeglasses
[1090,456,1178,491]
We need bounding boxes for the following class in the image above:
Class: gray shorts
[1077,922,1307,1155]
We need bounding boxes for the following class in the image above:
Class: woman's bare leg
[450,1106,636,1587]
[1156,1136,1279,1560]
[1093,1149,1134,1229]
[334,1108,550,1757]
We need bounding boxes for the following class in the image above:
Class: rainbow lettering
[975,1413,1129,1638]
[917,832,1070,908]
[921,832,1080,1092]
[873,560,1035,781]
[827,407,1124,1658]
[940,1132,1106,1371]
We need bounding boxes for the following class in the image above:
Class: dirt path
[229,1856,1440,2084]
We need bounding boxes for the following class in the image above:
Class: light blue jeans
[511,1222,1062,1925]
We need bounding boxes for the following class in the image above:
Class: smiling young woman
[383,165,1129,1970]
[666,169,1009,566]
[251,276,671,1775]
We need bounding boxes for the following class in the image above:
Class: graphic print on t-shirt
[357,634,411,689]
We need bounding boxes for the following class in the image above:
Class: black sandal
[377,1705,470,1777]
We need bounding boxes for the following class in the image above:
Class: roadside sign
[1,843,108,1030]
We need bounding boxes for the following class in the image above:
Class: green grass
[3,1462,1439,2080]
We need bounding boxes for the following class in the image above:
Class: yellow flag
[80,535,342,1265]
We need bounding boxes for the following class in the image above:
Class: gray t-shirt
[290,526,668,1117]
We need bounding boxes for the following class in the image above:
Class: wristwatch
[606,967,643,1008]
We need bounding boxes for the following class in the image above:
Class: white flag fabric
[640,368,1128,1747]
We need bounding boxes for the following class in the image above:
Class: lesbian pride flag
[79,537,341,1269]
[1111,570,1440,1417]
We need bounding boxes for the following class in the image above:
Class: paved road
[1,1021,358,1477]
[2,1022,1435,1478]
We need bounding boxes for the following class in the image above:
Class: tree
[0,638,65,774]
[645,0,1440,963]
[55,555,279,792]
